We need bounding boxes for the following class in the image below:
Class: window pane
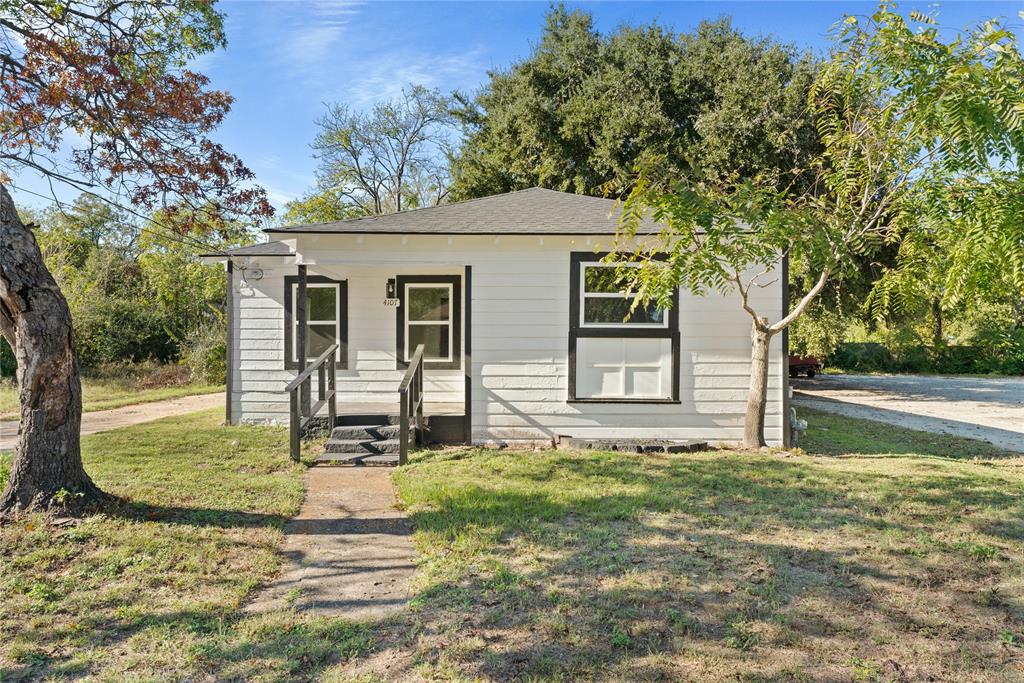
[583,266,624,293]
[307,286,336,321]
[583,297,665,325]
[307,323,336,359]
[409,323,450,360]
[407,287,450,321]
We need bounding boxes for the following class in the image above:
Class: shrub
[73,299,177,366]
[180,322,226,385]
[828,342,896,372]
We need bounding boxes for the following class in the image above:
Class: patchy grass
[0,376,222,420]
[342,411,1024,681]
[3,407,1023,681]
[0,409,363,681]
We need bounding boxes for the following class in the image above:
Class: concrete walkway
[0,392,223,451]
[246,467,417,620]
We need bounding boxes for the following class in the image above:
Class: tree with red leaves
[0,0,272,515]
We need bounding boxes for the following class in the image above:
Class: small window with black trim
[580,262,668,328]
[568,253,679,403]
[284,276,348,370]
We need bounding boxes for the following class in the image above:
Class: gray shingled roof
[265,187,659,235]
[200,240,293,258]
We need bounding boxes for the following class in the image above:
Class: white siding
[229,234,786,445]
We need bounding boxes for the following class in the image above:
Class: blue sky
[10,1,1022,214]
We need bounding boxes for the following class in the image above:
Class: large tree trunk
[744,319,774,449]
[0,184,105,516]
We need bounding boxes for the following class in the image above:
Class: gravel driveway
[792,374,1024,453]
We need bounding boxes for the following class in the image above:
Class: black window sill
[567,398,680,405]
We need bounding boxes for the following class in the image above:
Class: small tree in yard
[0,1,271,514]
[615,5,1024,448]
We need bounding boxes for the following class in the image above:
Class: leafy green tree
[451,6,819,199]
[617,5,1024,448]
[281,186,366,225]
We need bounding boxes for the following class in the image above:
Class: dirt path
[245,467,416,620]
[793,374,1024,453]
[0,392,223,451]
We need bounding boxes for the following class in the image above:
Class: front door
[395,275,462,371]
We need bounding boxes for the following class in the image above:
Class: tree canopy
[616,4,1024,447]
[0,0,268,514]
[450,6,820,199]
[284,85,457,224]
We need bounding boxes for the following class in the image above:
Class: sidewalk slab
[245,467,416,620]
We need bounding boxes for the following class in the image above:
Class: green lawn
[0,377,222,420]
[2,408,1023,681]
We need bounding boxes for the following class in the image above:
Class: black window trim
[568,252,680,404]
[395,274,462,371]
[283,275,348,371]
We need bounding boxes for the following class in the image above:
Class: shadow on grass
[368,446,1024,680]
[105,499,292,529]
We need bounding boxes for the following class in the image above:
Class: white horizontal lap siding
[441,236,785,446]
[232,234,785,442]
[230,251,467,424]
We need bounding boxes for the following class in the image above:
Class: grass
[366,409,1024,681]
[0,376,222,420]
[2,407,1023,680]
[0,409,355,681]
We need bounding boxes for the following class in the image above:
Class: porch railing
[398,343,425,465]
[285,342,338,462]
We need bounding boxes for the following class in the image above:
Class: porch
[277,262,472,465]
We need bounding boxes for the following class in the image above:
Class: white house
[204,188,788,463]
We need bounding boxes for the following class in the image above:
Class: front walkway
[0,392,223,451]
[245,467,417,620]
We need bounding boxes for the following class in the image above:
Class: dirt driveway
[0,392,223,451]
[792,374,1024,452]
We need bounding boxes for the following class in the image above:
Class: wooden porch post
[296,265,310,417]
[225,260,234,425]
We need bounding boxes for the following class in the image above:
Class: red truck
[788,355,823,378]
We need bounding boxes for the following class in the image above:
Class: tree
[0,1,271,514]
[298,85,457,219]
[450,6,819,199]
[616,5,1024,448]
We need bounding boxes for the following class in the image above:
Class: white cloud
[344,48,486,108]
[277,1,362,69]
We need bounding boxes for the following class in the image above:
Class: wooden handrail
[287,342,339,462]
[285,343,339,393]
[399,344,425,392]
[398,343,425,465]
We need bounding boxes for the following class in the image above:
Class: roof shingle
[265,187,658,235]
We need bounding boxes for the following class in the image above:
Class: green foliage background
[9,196,250,383]
[450,8,819,199]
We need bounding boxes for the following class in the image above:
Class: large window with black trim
[568,254,679,403]
[395,275,462,370]
[284,275,348,370]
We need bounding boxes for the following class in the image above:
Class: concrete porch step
[324,437,411,455]
[330,424,402,441]
[315,452,400,466]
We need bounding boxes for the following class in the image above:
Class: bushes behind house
[828,333,1024,375]
[3,195,244,383]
